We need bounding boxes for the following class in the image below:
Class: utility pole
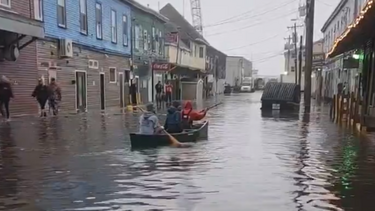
[293,23,298,85]
[304,0,315,110]
[288,23,304,85]
[298,35,303,89]
[284,36,292,81]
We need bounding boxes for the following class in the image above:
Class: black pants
[0,99,10,119]
[37,98,48,110]
[166,92,172,103]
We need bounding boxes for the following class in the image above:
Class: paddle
[200,102,223,112]
[137,106,183,147]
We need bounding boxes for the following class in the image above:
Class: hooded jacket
[164,106,182,131]
[0,81,13,101]
[139,111,159,135]
[182,101,206,122]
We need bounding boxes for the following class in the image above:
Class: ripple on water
[1,93,375,210]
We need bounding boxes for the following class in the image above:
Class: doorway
[99,73,105,110]
[76,71,87,112]
[119,72,124,107]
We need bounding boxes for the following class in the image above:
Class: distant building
[282,39,324,91]
[225,56,252,87]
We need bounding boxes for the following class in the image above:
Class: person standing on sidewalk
[32,78,49,117]
[48,78,61,116]
[165,81,173,106]
[0,76,13,121]
[155,81,163,108]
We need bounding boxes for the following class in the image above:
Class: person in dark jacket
[48,78,61,116]
[164,101,183,133]
[0,76,13,121]
[32,78,49,117]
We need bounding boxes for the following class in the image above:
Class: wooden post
[304,0,315,111]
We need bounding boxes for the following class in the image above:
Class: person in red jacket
[181,101,207,129]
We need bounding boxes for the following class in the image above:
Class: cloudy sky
[137,0,340,76]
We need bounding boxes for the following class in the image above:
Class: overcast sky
[137,0,340,76]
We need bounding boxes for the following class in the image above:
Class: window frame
[111,9,117,43]
[109,67,117,83]
[79,0,88,35]
[199,46,204,58]
[57,0,67,28]
[135,25,140,50]
[122,15,128,46]
[0,0,11,8]
[95,2,102,40]
[34,0,43,21]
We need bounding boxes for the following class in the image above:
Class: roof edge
[121,0,169,22]
[321,0,349,32]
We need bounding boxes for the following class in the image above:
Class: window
[122,15,128,46]
[79,0,88,34]
[291,66,295,72]
[135,25,140,49]
[139,25,143,50]
[152,27,156,51]
[34,0,43,21]
[0,0,10,7]
[159,30,163,55]
[194,45,198,57]
[111,10,117,43]
[109,68,117,83]
[57,0,66,27]
[95,3,102,39]
[199,46,204,58]
[143,30,148,51]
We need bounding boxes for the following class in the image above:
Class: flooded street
[1,92,375,210]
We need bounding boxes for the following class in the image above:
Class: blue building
[38,0,132,112]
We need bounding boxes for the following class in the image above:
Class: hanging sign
[152,63,170,71]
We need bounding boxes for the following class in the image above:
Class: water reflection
[1,93,375,210]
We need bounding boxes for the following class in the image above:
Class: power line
[204,0,298,28]
[205,9,298,37]
[223,31,288,51]
[253,50,287,64]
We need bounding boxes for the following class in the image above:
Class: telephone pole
[284,35,292,79]
[288,23,304,85]
[304,0,315,111]
[298,35,303,88]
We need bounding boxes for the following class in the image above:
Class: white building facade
[225,56,252,87]
[321,0,368,99]
[282,40,324,91]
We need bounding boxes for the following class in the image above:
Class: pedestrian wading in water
[0,75,14,121]
[47,78,62,116]
[32,78,49,117]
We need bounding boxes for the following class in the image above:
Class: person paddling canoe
[164,101,183,133]
[139,103,164,135]
[181,101,207,129]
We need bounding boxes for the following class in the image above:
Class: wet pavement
[0,92,375,210]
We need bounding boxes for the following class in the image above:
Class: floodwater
[0,92,375,211]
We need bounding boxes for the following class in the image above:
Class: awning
[328,1,375,58]
[0,10,44,38]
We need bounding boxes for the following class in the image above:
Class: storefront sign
[152,63,170,71]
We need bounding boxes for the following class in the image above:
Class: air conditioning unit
[59,39,73,58]
[88,59,99,69]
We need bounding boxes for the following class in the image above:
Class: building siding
[0,0,41,116]
[36,40,129,112]
[43,0,131,56]
[0,41,39,116]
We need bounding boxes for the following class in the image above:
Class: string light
[327,0,374,57]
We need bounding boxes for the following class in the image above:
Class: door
[76,71,87,112]
[99,73,105,110]
[119,72,124,107]
[140,77,149,104]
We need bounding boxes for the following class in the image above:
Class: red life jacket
[181,109,192,128]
